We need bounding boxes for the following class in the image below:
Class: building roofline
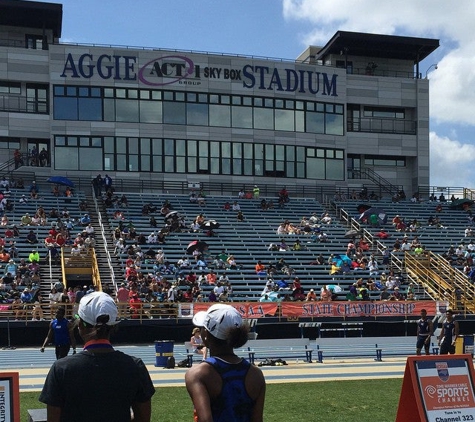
[0,0,62,38]
[315,30,439,63]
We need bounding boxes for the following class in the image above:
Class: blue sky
[39,0,475,189]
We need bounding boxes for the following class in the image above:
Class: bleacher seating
[105,192,414,302]
[0,186,89,317]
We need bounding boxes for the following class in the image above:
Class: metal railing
[405,252,475,316]
[347,168,400,197]
[347,117,416,134]
[93,192,117,291]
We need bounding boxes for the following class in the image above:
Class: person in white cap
[39,292,155,422]
[185,304,266,422]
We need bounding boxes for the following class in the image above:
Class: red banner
[192,303,279,318]
[281,300,444,318]
[190,301,445,319]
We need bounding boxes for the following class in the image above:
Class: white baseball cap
[78,292,119,326]
[192,304,242,340]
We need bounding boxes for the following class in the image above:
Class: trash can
[455,335,474,356]
[155,340,174,367]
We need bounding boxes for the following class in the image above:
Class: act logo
[138,55,199,86]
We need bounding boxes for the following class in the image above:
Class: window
[0,82,21,95]
[25,35,45,50]
[364,107,405,119]
[364,155,406,167]
[51,85,345,135]
[26,84,48,113]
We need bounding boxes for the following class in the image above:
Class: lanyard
[83,339,114,352]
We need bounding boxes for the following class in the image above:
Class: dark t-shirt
[39,350,155,422]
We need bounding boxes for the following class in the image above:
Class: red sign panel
[191,301,443,319]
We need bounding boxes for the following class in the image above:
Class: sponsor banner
[192,303,278,318]
[0,373,20,422]
[416,359,475,421]
[190,301,443,319]
[283,301,442,318]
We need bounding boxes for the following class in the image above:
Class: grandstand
[2,170,475,347]
[1,1,473,345]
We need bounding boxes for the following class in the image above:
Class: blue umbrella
[360,207,387,225]
[47,176,75,188]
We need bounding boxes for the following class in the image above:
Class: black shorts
[55,344,71,360]
[416,335,431,350]
[440,342,455,355]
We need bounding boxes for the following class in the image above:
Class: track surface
[0,339,417,392]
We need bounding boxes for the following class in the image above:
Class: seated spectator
[4,259,17,276]
[20,287,33,305]
[29,181,39,199]
[29,249,39,263]
[4,226,14,239]
[391,286,404,300]
[279,239,289,252]
[0,249,10,263]
[12,296,27,320]
[21,213,32,226]
[208,290,217,302]
[278,187,289,203]
[206,271,217,285]
[255,261,266,277]
[236,211,245,222]
[368,259,379,275]
[400,239,411,251]
[306,288,317,301]
[31,293,45,321]
[226,255,241,270]
[197,192,206,206]
[330,261,341,276]
[189,192,198,203]
[375,229,390,239]
[147,232,157,244]
[276,223,287,236]
[118,194,128,207]
[259,294,273,302]
[195,258,208,271]
[317,232,329,243]
[320,285,332,302]
[292,239,302,251]
[80,214,91,226]
[321,213,332,224]
[232,201,240,211]
[223,201,231,211]
[358,238,370,251]
[393,239,401,252]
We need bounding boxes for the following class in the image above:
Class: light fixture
[425,64,438,79]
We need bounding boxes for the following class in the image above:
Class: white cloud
[283,0,475,188]
[430,132,475,187]
[282,0,475,125]
[430,48,475,126]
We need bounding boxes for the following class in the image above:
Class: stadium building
[2,0,460,346]
[0,0,439,197]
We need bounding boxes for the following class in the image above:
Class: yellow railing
[405,251,475,315]
[0,301,179,323]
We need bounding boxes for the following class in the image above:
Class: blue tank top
[418,318,430,336]
[442,320,456,344]
[204,356,254,422]
[52,318,70,346]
